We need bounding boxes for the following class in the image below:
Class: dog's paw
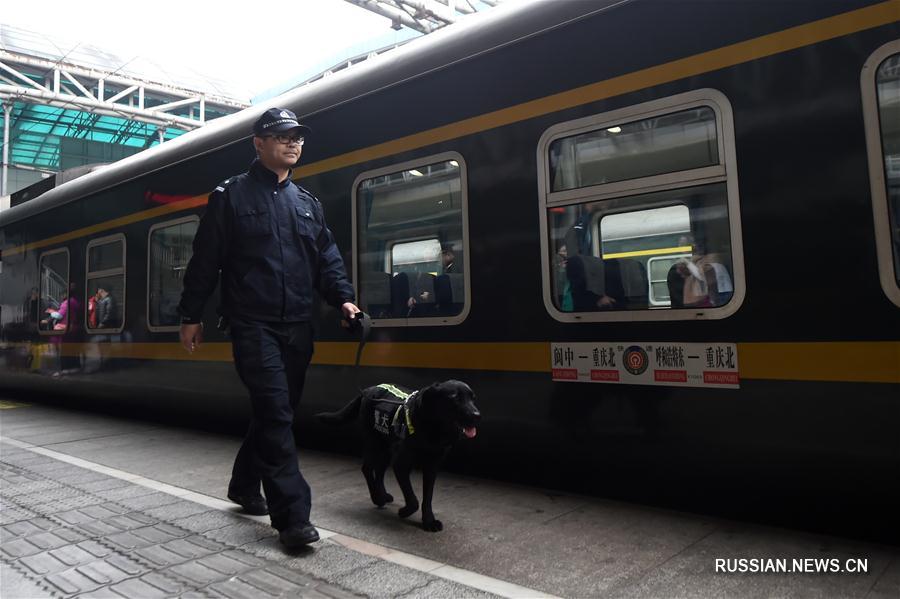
[373,492,394,507]
[398,503,419,518]
[422,518,443,532]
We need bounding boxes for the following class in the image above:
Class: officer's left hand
[341,302,361,322]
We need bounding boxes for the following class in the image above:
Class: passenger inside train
[95,286,117,329]
[669,234,734,308]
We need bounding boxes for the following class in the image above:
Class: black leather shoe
[227,493,268,516]
[279,523,320,548]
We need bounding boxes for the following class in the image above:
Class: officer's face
[254,132,303,170]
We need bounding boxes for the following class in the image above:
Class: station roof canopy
[0,24,250,173]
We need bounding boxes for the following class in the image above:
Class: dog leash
[345,311,372,392]
[345,312,415,436]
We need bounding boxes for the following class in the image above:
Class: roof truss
[0,49,246,131]
[344,0,503,34]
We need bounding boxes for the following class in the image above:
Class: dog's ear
[443,380,471,400]
[420,381,446,401]
[417,382,453,418]
[451,380,473,394]
[420,382,440,395]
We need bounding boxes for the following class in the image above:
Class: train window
[353,152,469,326]
[37,248,70,335]
[148,217,199,332]
[549,107,718,193]
[862,42,900,307]
[539,89,745,322]
[86,235,126,333]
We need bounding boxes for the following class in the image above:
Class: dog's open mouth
[462,426,477,439]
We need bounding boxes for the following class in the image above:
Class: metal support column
[1,102,11,197]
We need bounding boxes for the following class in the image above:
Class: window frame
[37,247,70,336]
[861,39,900,308]
[351,151,470,327]
[146,215,199,333]
[85,233,126,334]
[537,88,746,322]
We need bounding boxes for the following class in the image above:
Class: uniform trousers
[227,317,313,531]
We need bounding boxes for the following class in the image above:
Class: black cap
[253,108,311,137]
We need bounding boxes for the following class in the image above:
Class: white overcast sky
[1,0,407,100]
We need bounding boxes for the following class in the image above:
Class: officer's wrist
[181,316,202,325]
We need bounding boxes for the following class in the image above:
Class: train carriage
[1,0,898,541]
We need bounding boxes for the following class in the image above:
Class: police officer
[178,107,360,548]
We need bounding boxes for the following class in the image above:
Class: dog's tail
[314,394,362,426]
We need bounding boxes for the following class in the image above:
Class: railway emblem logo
[280,110,292,118]
[623,346,649,376]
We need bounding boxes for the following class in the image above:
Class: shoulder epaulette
[292,181,320,203]
[213,178,233,194]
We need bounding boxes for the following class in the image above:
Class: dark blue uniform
[179,160,354,323]
[179,159,354,532]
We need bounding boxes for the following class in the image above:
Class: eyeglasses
[266,135,305,146]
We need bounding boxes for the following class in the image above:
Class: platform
[1,399,898,598]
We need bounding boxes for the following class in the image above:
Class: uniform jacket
[179,160,355,323]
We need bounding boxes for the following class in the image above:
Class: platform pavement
[1,400,898,598]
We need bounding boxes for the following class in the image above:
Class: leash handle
[345,312,371,392]
[350,312,371,369]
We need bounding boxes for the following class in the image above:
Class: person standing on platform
[178,108,360,549]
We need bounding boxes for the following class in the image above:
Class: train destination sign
[550,342,740,389]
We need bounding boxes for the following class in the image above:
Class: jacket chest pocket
[236,208,271,237]
[296,206,320,239]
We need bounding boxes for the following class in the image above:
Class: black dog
[315,380,480,531]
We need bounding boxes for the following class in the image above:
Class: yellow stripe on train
[7,340,899,384]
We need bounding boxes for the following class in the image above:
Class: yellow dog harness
[376,384,417,436]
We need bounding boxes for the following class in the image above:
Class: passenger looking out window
[86,237,125,332]
[669,234,733,308]
[88,292,98,329]
[95,286,116,328]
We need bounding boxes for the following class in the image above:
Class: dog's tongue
[463,426,477,439]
